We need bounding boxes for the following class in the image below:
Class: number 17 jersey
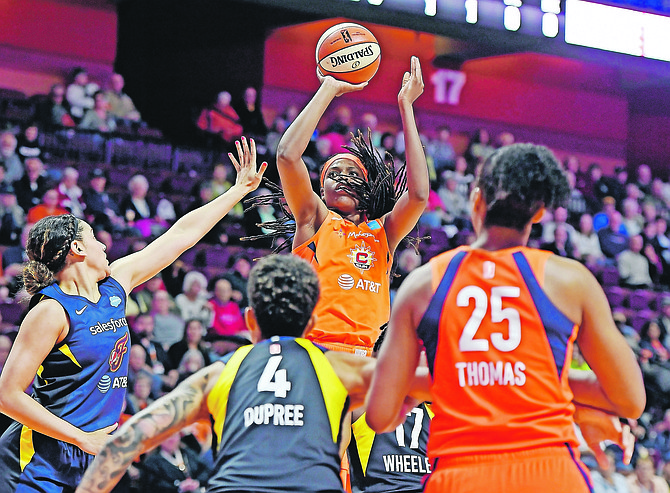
[417,246,580,460]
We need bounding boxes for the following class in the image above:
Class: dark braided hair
[22,214,82,296]
[247,254,319,339]
[476,143,570,231]
[242,129,409,251]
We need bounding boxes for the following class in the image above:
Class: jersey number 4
[458,285,521,352]
[257,355,292,398]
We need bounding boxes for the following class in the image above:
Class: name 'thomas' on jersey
[206,337,349,493]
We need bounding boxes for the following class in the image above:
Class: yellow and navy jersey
[207,336,349,493]
[294,211,392,353]
[31,277,129,432]
[349,404,432,493]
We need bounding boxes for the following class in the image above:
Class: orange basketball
[316,22,381,85]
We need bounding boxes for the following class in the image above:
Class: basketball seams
[315,22,381,84]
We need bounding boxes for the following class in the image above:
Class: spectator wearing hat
[0,182,25,246]
[82,167,125,234]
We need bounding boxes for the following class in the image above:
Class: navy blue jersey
[32,277,129,431]
[350,404,432,493]
[207,337,348,493]
[0,277,129,493]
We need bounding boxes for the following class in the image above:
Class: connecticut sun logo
[347,242,376,271]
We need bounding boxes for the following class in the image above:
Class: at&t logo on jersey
[347,242,376,271]
[97,374,128,393]
[108,332,129,372]
[337,274,381,293]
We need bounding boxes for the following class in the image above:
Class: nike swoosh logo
[75,306,88,315]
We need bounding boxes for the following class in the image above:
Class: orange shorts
[424,445,593,493]
[312,340,372,357]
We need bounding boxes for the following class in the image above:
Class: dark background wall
[115,0,318,144]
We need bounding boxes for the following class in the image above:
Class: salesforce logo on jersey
[89,317,128,335]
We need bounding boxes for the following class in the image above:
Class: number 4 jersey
[206,337,349,493]
[417,246,580,460]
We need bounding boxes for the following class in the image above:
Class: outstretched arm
[76,363,224,493]
[365,265,432,433]
[383,56,430,253]
[111,137,267,293]
[276,75,366,247]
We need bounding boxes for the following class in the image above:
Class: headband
[319,153,368,188]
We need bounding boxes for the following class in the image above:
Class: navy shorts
[0,421,95,493]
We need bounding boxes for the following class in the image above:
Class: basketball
[316,22,381,84]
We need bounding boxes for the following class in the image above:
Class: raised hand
[229,136,268,192]
[398,56,424,105]
[316,70,368,97]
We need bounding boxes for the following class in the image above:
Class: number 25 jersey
[417,246,579,460]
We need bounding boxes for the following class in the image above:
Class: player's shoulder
[545,253,596,289]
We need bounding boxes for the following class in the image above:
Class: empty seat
[600,266,620,287]
[629,309,657,333]
[604,286,628,309]
[629,289,657,311]
[0,302,25,326]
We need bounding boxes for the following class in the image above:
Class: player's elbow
[409,188,429,207]
[276,143,301,167]
[365,409,397,434]
[616,390,646,419]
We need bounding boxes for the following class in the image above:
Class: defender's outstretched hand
[228,136,268,192]
[398,56,424,105]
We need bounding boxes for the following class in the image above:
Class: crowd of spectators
[3,72,670,490]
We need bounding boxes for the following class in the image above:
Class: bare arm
[382,57,430,253]
[365,265,431,433]
[276,76,366,247]
[111,138,267,293]
[545,256,645,418]
[76,362,224,493]
[0,301,117,454]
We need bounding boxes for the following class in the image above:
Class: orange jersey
[418,246,580,460]
[294,211,392,353]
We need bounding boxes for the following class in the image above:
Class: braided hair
[242,129,407,251]
[247,255,319,339]
[475,143,570,231]
[22,214,82,296]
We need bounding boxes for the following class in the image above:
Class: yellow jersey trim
[352,412,376,475]
[207,345,254,450]
[19,426,34,471]
[295,338,348,443]
[58,344,82,368]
